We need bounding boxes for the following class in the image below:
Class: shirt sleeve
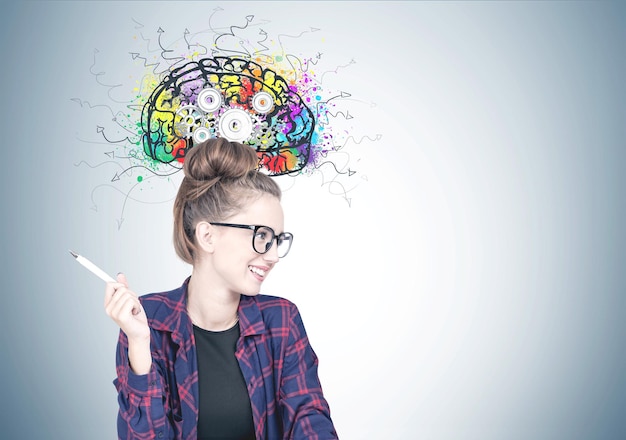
[113,329,171,440]
[279,305,338,439]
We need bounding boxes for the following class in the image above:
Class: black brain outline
[141,57,316,175]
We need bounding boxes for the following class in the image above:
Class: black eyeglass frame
[210,222,294,258]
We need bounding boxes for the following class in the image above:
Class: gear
[196,87,223,113]
[251,91,274,114]
[173,105,204,138]
[192,127,212,144]
[248,120,276,150]
[217,108,254,143]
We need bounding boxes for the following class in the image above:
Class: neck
[187,264,240,331]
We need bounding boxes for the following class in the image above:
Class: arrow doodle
[76,10,382,227]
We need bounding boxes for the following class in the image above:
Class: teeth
[249,266,266,277]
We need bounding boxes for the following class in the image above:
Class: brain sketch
[75,16,379,228]
[142,56,315,175]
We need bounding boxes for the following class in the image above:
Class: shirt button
[151,380,156,386]
[157,431,163,438]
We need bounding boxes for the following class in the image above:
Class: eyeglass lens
[253,226,292,257]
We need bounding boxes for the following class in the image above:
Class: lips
[248,265,268,278]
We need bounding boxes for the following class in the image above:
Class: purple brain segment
[141,57,316,175]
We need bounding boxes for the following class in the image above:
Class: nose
[263,239,280,263]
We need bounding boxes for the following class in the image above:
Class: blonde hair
[172,138,281,264]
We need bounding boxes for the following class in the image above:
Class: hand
[104,273,150,342]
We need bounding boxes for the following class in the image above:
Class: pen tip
[69,250,78,258]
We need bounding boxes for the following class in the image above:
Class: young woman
[104,138,337,440]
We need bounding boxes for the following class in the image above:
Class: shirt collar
[238,295,267,337]
[146,277,266,337]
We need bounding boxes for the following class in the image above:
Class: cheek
[216,246,256,271]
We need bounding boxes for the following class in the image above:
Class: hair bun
[183,138,258,182]
[172,138,281,265]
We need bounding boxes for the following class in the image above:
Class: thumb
[116,272,129,287]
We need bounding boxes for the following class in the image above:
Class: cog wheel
[173,105,204,138]
[196,87,223,113]
[193,127,212,144]
[251,91,274,114]
[217,108,254,143]
[248,120,276,150]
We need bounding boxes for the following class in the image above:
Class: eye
[255,230,269,240]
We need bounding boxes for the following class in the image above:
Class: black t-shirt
[193,323,255,440]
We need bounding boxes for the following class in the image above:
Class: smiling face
[207,193,285,296]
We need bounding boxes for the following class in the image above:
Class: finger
[104,282,129,308]
[105,286,135,317]
[105,287,125,318]
[126,297,144,320]
[131,301,143,316]
[109,294,138,323]
[117,272,129,288]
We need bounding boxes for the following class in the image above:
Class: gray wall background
[1,1,625,439]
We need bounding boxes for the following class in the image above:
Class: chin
[240,290,261,297]
[238,283,262,296]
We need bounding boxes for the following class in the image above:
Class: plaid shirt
[113,278,337,440]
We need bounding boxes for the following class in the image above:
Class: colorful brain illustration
[141,57,316,175]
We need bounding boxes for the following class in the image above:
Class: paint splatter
[140,56,323,175]
[74,12,379,228]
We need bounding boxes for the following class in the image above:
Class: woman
[104,138,337,440]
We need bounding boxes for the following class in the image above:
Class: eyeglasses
[211,223,294,258]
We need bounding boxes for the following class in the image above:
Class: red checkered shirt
[113,277,337,439]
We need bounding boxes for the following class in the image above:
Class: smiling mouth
[248,265,267,278]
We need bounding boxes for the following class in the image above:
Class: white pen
[69,250,116,283]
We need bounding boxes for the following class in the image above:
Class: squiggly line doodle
[74,13,380,227]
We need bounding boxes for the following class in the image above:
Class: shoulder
[253,293,297,309]
[247,294,299,317]
[138,282,188,326]
[239,294,306,335]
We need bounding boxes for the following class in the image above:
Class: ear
[195,221,216,254]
